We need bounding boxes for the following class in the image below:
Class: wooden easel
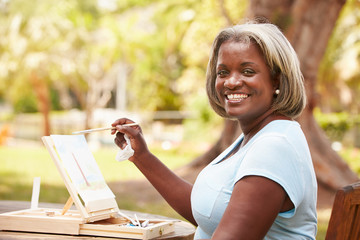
[41,136,120,222]
[0,135,174,239]
[61,196,73,215]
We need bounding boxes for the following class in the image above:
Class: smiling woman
[111,19,318,240]
[206,22,306,121]
[190,20,317,239]
[215,41,276,125]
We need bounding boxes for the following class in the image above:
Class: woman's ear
[273,73,281,92]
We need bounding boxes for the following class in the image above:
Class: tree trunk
[30,70,51,136]
[188,119,241,168]
[187,0,359,191]
[248,0,359,190]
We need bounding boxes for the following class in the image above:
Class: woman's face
[215,40,277,123]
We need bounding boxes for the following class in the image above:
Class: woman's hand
[111,118,149,162]
[111,118,196,225]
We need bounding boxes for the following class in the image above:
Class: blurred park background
[0,0,360,239]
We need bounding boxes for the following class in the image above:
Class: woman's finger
[111,118,135,135]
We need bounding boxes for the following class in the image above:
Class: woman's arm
[111,118,196,225]
[212,176,293,240]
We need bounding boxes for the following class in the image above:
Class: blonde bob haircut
[206,21,306,119]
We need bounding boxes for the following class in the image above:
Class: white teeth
[227,94,248,100]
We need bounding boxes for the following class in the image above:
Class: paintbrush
[72,123,139,134]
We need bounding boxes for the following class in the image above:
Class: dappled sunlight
[0,1,359,238]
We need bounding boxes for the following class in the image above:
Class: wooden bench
[325,182,360,240]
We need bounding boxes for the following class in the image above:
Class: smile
[226,93,249,101]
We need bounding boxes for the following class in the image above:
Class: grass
[0,140,203,217]
[317,209,332,240]
[1,140,359,238]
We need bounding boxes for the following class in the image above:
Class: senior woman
[112,20,318,240]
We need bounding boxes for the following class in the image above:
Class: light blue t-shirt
[191,120,318,239]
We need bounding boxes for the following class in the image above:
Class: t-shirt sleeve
[235,134,306,217]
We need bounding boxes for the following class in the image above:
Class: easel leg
[61,196,73,215]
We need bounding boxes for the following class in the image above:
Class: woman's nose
[224,74,242,89]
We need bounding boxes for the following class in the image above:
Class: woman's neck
[239,111,290,148]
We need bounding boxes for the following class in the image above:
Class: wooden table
[0,201,195,240]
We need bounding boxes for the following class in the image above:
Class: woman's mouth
[226,93,249,101]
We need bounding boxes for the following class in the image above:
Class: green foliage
[13,94,38,113]
[4,0,358,127]
[317,0,360,113]
[0,0,249,115]
[183,93,223,142]
[339,147,360,175]
[314,109,353,142]
[8,78,38,113]
[118,0,200,111]
[0,0,357,116]
[50,87,62,111]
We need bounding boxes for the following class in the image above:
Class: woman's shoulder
[248,120,308,153]
[264,119,300,132]
[252,120,300,141]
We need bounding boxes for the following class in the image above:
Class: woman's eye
[217,70,228,77]
[243,69,255,75]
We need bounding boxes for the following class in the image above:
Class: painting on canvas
[50,135,115,205]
